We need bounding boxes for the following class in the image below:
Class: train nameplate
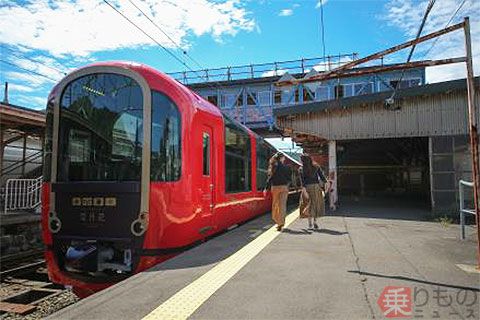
[70,197,117,207]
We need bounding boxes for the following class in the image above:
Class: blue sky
[0,0,479,110]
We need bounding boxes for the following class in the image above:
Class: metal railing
[459,180,476,240]
[167,53,361,84]
[3,176,43,214]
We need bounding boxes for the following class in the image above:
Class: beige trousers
[271,185,288,226]
[305,184,325,218]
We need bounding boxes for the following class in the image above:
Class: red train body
[41,62,298,297]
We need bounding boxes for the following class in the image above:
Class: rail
[3,176,43,214]
[459,180,476,240]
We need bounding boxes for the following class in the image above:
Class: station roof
[274,76,480,117]
[0,102,46,135]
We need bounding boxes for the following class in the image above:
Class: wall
[429,135,475,216]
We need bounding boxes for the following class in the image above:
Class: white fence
[459,180,476,240]
[3,176,43,214]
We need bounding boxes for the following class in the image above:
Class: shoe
[313,223,319,229]
[277,225,283,231]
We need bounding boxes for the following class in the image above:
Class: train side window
[203,133,210,176]
[256,138,274,191]
[151,91,182,181]
[224,117,251,193]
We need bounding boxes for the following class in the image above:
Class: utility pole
[463,17,480,269]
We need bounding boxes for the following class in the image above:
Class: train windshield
[57,73,144,182]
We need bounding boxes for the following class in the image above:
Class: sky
[0,0,479,110]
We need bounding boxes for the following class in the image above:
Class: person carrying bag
[299,154,327,229]
[264,152,291,231]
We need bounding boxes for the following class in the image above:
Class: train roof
[48,61,281,151]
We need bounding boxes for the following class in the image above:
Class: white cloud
[279,9,293,17]
[382,0,480,83]
[8,83,35,93]
[261,69,287,77]
[0,0,256,58]
[4,71,51,88]
[14,95,47,110]
[315,0,328,9]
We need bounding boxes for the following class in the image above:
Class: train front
[42,63,184,296]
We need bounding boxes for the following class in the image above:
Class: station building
[172,56,477,217]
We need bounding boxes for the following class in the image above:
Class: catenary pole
[463,17,480,269]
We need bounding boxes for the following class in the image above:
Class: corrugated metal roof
[274,77,480,117]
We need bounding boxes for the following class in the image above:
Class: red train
[41,61,299,297]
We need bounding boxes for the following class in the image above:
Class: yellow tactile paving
[142,210,299,320]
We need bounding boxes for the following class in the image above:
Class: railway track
[0,252,78,319]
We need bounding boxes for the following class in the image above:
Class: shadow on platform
[348,270,480,292]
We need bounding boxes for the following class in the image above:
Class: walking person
[264,152,291,231]
[299,154,327,229]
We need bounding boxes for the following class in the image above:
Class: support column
[0,129,4,174]
[21,133,27,176]
[328,140,338,210]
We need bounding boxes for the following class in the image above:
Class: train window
[57,73,143,182]
[224,117,251,193]
[203,133,210,176]
[150,91,181,182]
[42,99,53,181]
[256,138,275,191]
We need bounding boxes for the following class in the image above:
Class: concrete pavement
[50,203,480,320]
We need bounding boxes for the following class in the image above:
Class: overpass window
[316,86,329,101]
[282,90,293,104]
[247,91,257,106]
[334,85,344,99]
[390,79,421,89]
[303,87,314,102]
[294,88,300,103]
[344,84,354,97]
[274,90,282,104]
[222,94,236,108]
[235,93,244,107]
[206,95,218,106]
[151,91,181,181]
[258,91,271,106]
[354,83,374,96]
[225,117,251,193]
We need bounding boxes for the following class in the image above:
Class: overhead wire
[102,0,190,70]
[421,0,468,59]
[1,46,67,76]
[103,0,227,93]
[387,0,436,105]
[127,0,205,70]
[0,59,59,83]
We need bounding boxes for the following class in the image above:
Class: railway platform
[49,204,479,320]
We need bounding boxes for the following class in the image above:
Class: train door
[199,125,215,232]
